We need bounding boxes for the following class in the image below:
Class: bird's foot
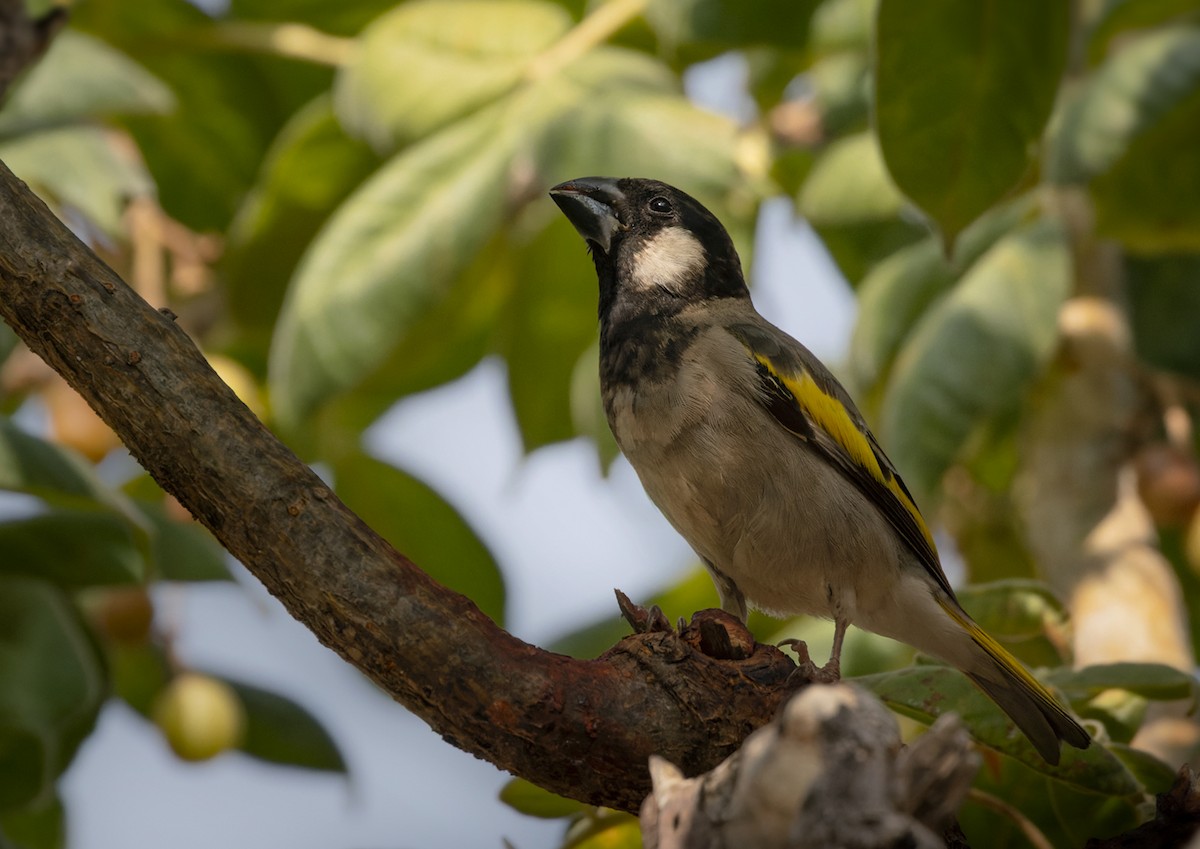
[779,638,841,685]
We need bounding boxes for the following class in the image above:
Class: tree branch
[0,159,798,812]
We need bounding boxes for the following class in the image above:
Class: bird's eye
[648,196,673,215]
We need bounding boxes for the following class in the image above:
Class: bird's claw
[779,638,842,685]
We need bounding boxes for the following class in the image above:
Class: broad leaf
[874,0,1069,246]
[880,219,1070,505]
[0,30,173,137]
[501,217,607,452]
[1050,26,1200,184]
[224,95,382,341]
[955,580,1067,644]
[138,501,231,582]
[269,105,517,426]
[1126,254,1200,380]
[644,0,818,64]
[1087,0,1200,65]
[0,577,106,809]
[499,778,585,819]
[332,453,505,624]
[858,665,1137,793]
[0,126,154,238]
[1046,662,1200,704]
[229,0,397,36]
[797,131,906,225]
[849,195,1033,397]
[336,0,572,149]
[0,419,149,586]
[223,679,347,773]
[0,793,64,849]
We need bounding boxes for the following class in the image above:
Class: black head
[549,177,748,320]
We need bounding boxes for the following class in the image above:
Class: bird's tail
[938,597,1090,764]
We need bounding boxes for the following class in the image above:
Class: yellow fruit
[153,673,246,762]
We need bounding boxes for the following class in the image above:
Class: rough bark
[0,158,801,812]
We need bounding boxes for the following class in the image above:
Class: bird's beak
[549,177,627,255]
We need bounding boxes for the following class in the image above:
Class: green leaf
[798,131,906,225]
[1126,254,1200,379]
[332,453,505,624]
[501,217,602,452]
[138,501,231,582]
[0,577,106,809]
[71,0,315,232]
[336,0,572,149]
[1092,81,1200,252]
[1106,742,1178,795]
[1087,0,1200,65]
[0,30,173,137]
[874,0,1070,246]
[1045,662,1200,703]
[224,95,382,341]
[808,51,870,137]
[269,105,517,426]
[568,339,619,473]
[0,419,149,586]
[0,794,64,849]
[108,642,171,718]
[229,0,396,36]
[1051,26,1200,183]
[809,0,874,56]
[857,665,1138,793]
[0,126,154,238]
[880,219,1070,505]
[955,579,1066,643]
[222,679,346,773]
[849,195,1034,397]
[499,777,586,819]
[644,0,818,63]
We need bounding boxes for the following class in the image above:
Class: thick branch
[0,161,795,811]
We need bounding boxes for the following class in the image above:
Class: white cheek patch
[630,226,707,294]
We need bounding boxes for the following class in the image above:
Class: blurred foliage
[1,0,1199,846]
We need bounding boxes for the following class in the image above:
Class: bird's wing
[726,321,956,600]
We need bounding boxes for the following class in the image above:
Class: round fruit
[153,673,246,762]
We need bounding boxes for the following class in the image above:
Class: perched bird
[550,176,1090,764]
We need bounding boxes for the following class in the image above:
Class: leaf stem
[201,22,356,66]
[524,0,648,82]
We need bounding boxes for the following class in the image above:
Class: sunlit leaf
[0,30,173,137]
[0,126,154,238]
[499,777,585,819]
[269,105,516,426]
[848,195,1033,397]
[332,453,505,624]
[224,95,382,341]
[1087,0,1200,65]
[0,577,106,809]
[875,0,1069,246]
[223,679,347,773]
[798,131,905,224]
[880,219,1070,505]
[808,0,874,56]
[229,0,396,36]
[335,0,572,149]
[1050,26,1200,183]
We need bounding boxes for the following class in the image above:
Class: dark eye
[648,196,673,215]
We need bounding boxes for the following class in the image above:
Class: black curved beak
[549,177,627,254]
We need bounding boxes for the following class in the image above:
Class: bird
[549,175,1090,764]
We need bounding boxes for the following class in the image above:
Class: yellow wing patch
[752,352,938,557]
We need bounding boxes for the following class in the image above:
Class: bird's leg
[704,558,748,622]
[782,618,848,685]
